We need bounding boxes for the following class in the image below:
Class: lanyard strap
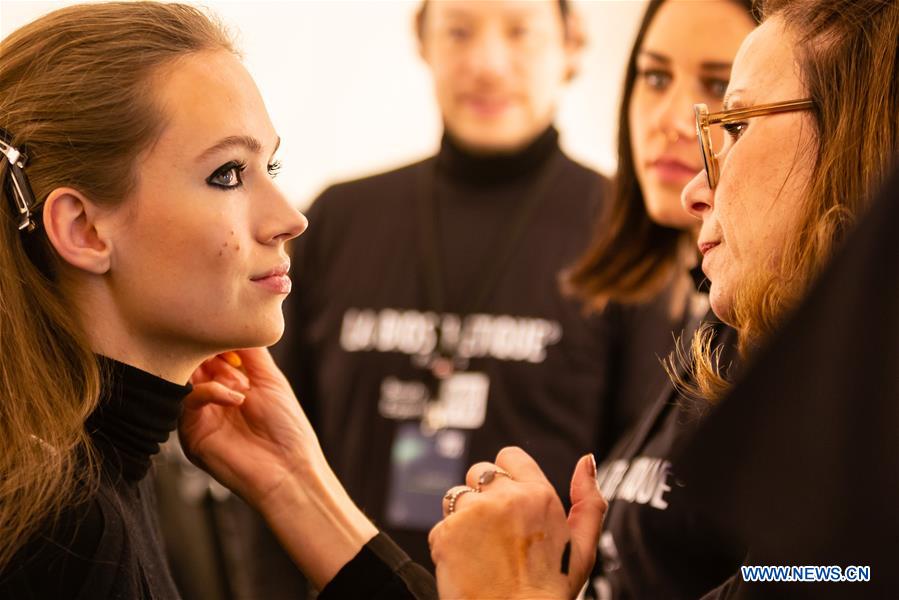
[414,152,564,318]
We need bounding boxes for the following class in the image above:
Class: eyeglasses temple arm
[707,99,814,125]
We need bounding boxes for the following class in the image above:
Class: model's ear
[42,187,114,275]
[563,9,587,82]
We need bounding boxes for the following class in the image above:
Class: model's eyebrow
[196,135,275,162]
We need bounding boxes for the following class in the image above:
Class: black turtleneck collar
[437,125,560,185]
[86,356,192,482]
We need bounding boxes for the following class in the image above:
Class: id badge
[385,422,469,530]
[426,372,489,431]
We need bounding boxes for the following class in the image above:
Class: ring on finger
[477,467,513,490]
[444,486,479,515]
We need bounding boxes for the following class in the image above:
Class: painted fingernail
[222,351,242,368]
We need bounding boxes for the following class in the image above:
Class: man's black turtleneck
[433,127,569,312]
[437,126,559,184]
[0,358,191,600]
[271,125,620,570]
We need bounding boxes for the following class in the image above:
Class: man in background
[276,0,616,570]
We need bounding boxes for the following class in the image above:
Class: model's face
[630,0,755,230]
[681,16,816,324]
[107,50,307,355]
[419,0,578,153]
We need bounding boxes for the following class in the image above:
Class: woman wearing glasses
[430,0,898,598]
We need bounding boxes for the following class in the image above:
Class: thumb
[566,454,607,588]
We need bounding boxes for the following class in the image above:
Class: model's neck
[69,281,202,385]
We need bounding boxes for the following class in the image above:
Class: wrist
[258,452,379,590]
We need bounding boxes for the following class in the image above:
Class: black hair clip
[0,129,39,232]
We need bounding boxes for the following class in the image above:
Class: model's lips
[250,261,291,294]
[698,240,720,256]
[649,157,702,185]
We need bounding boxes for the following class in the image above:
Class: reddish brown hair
[689,0,899,399]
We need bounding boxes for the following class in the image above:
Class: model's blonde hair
[0,1,234,568]
[687,0,899,400]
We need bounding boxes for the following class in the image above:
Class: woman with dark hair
[566,2,760,596]
[565,0,757,462]
[567,0,754,310]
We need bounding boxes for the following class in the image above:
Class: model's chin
[223,309,285,350]
[256,311,286,347]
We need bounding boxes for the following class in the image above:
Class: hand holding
[178,348,322,509]
[178,348,378,590]
[429,447,607,599]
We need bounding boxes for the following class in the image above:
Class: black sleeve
[318,533,437,600]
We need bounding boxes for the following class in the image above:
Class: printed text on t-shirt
[340,308,563,363]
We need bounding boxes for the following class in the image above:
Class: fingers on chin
[185,381,244,409]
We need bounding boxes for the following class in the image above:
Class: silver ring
[444,486,479,515]
[477,468,513,490]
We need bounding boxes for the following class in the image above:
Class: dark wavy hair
[563,0,755,311]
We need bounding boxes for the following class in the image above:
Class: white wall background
[1,0,647,209]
